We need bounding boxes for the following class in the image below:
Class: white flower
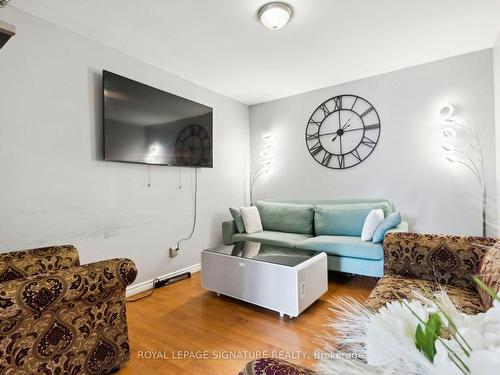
[365,299,432,372]
[318,295,500,375]
[433,338,465,375]
[432,301,500,375]
[469,347,500,375]
[456,302,500,349]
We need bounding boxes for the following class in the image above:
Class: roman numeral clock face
[305,95,381,169]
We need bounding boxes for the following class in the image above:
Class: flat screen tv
[103,70,213,167]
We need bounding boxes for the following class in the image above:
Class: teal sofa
[222,199,408,277]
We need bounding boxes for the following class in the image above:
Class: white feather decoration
[315,293,500,375]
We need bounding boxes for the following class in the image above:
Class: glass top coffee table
[201,242,328,318]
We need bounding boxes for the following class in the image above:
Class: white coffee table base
[202,250,328,318]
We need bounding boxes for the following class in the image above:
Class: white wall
[250,50,496,236]
[495,32,500,235]
[0,8,250,287]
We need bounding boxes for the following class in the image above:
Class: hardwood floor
[119,271,377,375]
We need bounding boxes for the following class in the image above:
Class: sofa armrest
[0,245,80,283]
[386,221,408,234]
[0,258,137,320]
[222,220,237,245]
[383,232,497,290]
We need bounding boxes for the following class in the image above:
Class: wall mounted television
[103,70,213,168]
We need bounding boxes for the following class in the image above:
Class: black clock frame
[305,94,381,170]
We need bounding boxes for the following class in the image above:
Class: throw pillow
[229,207,245,233]
[242,242,261,258]
[361,209,384,241]
[372,212,401,243]
[240,206,263,234]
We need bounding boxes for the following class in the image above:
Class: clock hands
[315,114,364,155]
[320,125,364,138]
[331,117,352,141]
[343,117,352,129]
[319,131,340,137]
[332,125,349,142]
[343,127,364,133]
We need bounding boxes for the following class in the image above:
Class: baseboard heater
[0,20,15,49]
[154,272,191,289]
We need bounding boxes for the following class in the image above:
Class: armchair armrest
[0,245,80,283]
[0,258,137,373]
[383,232,497,290]
[0,258,137,320]
[222,220,237,245]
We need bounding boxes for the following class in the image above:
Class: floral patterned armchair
[0,245,137,374]
[239,232,499,375]
[365,232,498,314]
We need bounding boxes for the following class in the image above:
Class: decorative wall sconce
[250,133,273,204]
[439,105,486,236]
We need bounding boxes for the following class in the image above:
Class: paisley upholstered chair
[239,232,500,375]
[0,245,137,375]
[365,232,499,314]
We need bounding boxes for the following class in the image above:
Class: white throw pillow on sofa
[361,209,384,241]
[240,206,263,234]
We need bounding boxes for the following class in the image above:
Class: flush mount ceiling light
[258,2,293,30]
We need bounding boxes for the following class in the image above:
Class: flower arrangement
[316,279,500,375]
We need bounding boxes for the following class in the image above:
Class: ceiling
[10,0,500,105]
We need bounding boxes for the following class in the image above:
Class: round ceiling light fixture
[258,2,293,30]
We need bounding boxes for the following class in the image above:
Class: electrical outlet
[169,246,178,257]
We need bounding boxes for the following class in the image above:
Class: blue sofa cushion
[297,235,384,261]
[255,201,314,235]
[372,212,402,243]
[314,202,392,237]
[232,231,313,248]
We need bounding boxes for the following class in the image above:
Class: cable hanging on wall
[177,166,183,190]
[147,165,152,188]
[176,167,199,251]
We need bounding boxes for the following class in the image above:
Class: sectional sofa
[222,199,408,277]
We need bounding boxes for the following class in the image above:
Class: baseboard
[126,263,201,297]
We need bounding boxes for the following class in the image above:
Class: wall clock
[305,95,381,169]
[175,124,212,167]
